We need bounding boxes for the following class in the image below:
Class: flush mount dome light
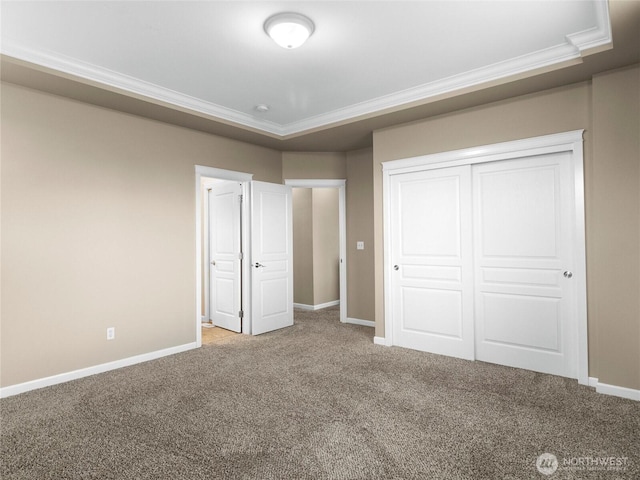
[264,12,314,49]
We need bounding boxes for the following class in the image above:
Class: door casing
[284,179,347,323]
[381,130,589,385]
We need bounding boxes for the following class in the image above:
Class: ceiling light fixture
[264,12,314,49]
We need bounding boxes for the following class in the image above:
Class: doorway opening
[202,177,243,343]
[195,166,253,347]
[285,180,347,323]
[195,166,295,345]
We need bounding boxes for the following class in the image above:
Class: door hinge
[239,310,244,318]
[239,252,244,260]
[239,194,243,204]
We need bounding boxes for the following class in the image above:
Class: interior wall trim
[346,318,375,328]
[589,377,640,401]
[284,179,346,188]
[0,342,198,399]
[293,300,340,311]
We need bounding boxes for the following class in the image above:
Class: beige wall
[3,65,638,393]
[293,188,314,305]
[346,148,375,322]
[282,151,347,179]
[282,149,375,319]
[292,188,340,306]
[590,66,640,390]
[372,65,640,390]
[312,188,340,305]
[0,83,282,387]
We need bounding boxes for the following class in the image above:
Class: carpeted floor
[1,307,638,479]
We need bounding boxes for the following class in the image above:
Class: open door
[209,182,242,332]
[251,181,294,335]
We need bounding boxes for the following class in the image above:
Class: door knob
[394,265,399,271]
[254,262,265,268]
[563,271,573,278]
[211,260,216,266]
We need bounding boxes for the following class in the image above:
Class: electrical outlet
[357,241,365,250]
[106,327,115,340]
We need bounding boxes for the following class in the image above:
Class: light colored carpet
[1,306,638,479]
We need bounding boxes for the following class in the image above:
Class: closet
[383,131,588,381]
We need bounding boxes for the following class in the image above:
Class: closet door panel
[390,166,474,360]
[473,153,576,378]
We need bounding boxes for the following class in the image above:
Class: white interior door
[390,166,475,360]
[473,153,576,377]
[209,182,242,333]
[251,181,294,335]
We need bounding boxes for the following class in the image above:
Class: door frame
[195,166,253,346]
[284,179,347,323]
[381,130,589,385]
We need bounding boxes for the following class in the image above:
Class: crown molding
[566,0,612,52]
[280,43,583,135]
[1,0,611,138]
[281,4,612,136]
[1,41,285,136]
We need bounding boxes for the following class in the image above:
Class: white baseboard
[346,317,375,328]
[374,336,391,346]
[294,300,340,311]
[588,377,640,401]
[0,342,198,399]
[293,303,314,311]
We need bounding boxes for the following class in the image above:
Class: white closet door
[473,153,576,378]
[390,166,474,360]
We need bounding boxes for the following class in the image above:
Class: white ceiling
[1,1,612,138]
